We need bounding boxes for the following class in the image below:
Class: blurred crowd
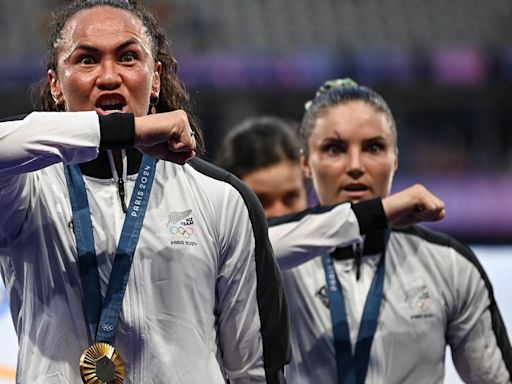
[0,0,511,242]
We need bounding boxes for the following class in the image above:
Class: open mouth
[344,184,369,192]
[95,95,127,114]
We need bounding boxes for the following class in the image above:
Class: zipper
[117,178,128,213]
[107,149,128,214]
[355,242,362,281]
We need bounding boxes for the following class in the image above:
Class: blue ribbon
[322,240,387,384]
[65,155,156,344]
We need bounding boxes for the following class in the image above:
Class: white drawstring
[106,149,127,182]
[121,149,127,181]
[106,150,118,182]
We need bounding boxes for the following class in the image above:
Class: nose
[95,60,122,90]
[265,200,293,218]
[346,148,364,178]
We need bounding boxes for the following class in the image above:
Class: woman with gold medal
[0,0,290,382]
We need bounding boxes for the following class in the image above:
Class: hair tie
[304,78,359,111]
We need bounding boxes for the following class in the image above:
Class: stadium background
[0,0,511,382]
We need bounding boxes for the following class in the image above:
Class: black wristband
[98,113,135,149]
[351,198,388,234]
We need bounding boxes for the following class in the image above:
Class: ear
[394,150,399,172]
[300,150,312,179]
[48,69,64,105]
[151,61,162,98]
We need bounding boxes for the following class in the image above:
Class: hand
[134,110,196,164]
[382,184,446,228]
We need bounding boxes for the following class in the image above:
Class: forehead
[59,6,150,50]
[243,161,304,192]
[313,100,394,140]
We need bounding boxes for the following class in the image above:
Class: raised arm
[269,184,445,271]
[0,111,101,175]
[0,110,196,240]
[0,110,196,176]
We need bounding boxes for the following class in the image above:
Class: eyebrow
[362,136,387,142]
[322,135,386,143]
[73,39,141,54]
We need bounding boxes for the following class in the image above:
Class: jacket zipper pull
[117,178,128,213]
[355,242,362,281]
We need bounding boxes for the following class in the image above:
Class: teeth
[98,97,124,108]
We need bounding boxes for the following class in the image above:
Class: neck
[78,148,143,179]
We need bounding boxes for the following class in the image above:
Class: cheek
[132,75,153,93]
[62,69,92,91]
[60,74,94,105]
[124,72,154,115]
[310,157,342,183]
[290,191,308,211]
[309,159,340,200]
[127,68,155,91]
[292,199,308,212]
[373,163,396,192]
[127,74,154,110]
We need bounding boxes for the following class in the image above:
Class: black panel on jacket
[188,158,291,384]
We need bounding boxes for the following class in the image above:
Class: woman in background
[215,116,308,217]
[216,80,511,383]
[268,78,512,383]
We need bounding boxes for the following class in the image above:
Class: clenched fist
[134,110,196,164]
[382,184,446,228]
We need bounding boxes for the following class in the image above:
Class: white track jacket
[268,201,512,383]
[0,111,290,384]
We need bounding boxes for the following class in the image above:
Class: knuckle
[176,109,188,122]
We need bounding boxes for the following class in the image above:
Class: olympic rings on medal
[169,225,194,239]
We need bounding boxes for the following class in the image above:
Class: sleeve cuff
[98,113,135,149]
[351,198,388,234]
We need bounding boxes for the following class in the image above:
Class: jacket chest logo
[405,286,435,320]
[166,210,198,246]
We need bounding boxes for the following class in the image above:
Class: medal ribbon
[321,236,387,384]
[65,155,156,344]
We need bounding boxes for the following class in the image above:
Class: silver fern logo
[166,210,198,246]
[167,209,193,226]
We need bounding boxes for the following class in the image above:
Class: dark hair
[33,0,203,152]
[301,78,397,157]
[215,116,301,178]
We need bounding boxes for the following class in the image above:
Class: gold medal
[79,342,124,384]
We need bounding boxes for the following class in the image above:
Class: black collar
[79,148,143,179]
[331,230,387,260]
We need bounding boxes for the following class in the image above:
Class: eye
[322,142,345,156]
[79,55,96,65]
[256,194,270,209]
[364,141,385,154]
[283,191,301,207]
[120,52,137,62]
